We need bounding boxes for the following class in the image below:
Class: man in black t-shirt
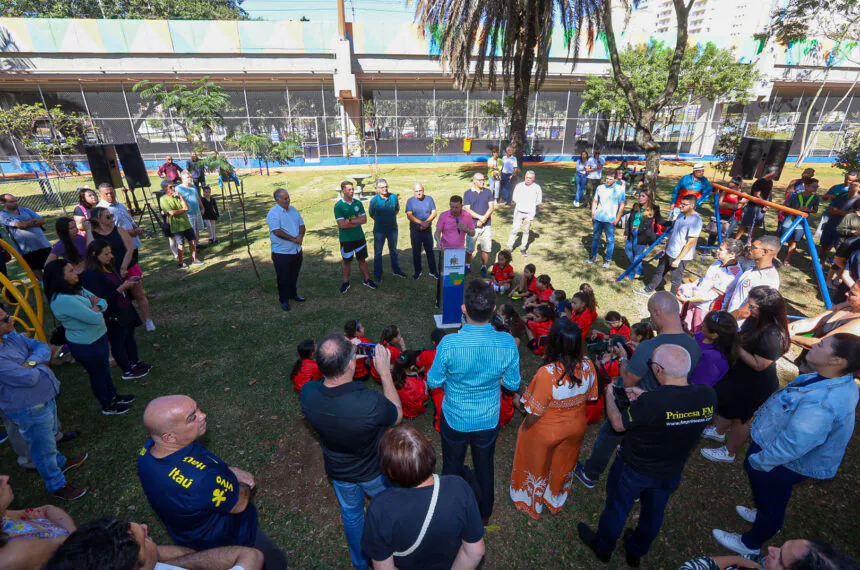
[578,345,716,567]
[736,169,778,242]
[576,292,701,487]
[300,334,403,570]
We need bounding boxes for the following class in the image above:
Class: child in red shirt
[418,329,446,431]
[588,311,632,342]
[524,274,553,312]
[393,350,427,418]
[510,263,537,301]
[565,291,598,342]
[489,250,515,293]
[345,319,372,382]
[290,340,322,393]
[370,325,405,383]
[500,388,516,427]
[526,305,555,355]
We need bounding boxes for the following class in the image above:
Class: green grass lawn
[2,161,858,569]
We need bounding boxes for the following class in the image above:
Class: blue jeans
[331,474,389,569]
[582,419,625,481]
[625,230,646,277]
[741,443,807,550]
[500,173,514,202]
[6,399,67,492]
[68,334,117,409]
[440,413,498,521]
[591,220,617,261]
[575,173,588,202]
[373,229,402,280]
[595,456,682,557]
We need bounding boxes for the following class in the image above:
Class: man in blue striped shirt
[428,280,520,523]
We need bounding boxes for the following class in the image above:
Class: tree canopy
[1,0,248,20]
[581,41,760,130]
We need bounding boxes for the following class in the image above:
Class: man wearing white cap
[671,164,712,209]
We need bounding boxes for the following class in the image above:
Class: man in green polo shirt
[335,181,377,294]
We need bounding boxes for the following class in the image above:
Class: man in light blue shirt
[0,193,52,277]
[0,305,88,500]
[265,189,305,312]
[588,174,626,269]
[428,280,520,524]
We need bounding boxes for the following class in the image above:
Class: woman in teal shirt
[43,259,133,415]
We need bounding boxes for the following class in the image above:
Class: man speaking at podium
[435,195,476,249]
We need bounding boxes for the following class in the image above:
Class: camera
[355,342,377,357]
[612,385,631,411]
[587,335,630,356]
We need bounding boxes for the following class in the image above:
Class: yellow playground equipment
[0,238,46,342]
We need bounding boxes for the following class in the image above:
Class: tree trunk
[635,124,662,193]
[508,12,537,162]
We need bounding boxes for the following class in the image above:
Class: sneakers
[702,425,726,442]
[633,287,654,297]
[144,319,156,332]
[122,367,149,380]
[0,431,7,444]
[480,265,488,278]
[292,295,306,302]
[192,259,204,265]
[393,271,408,279]
[413,271,422,280]
[574,201,581,207]
[520,248,528,257]
[281,301,291,312]
[712,529,759,557]
[736,505,757,523]
[53,483,88,501]
[116,394,136,405]
[585,257,597,264]
[103,402,131,415]
[339,282,351,294]
[574,462,597,489]
[177,262,186,269]
[577,522,612,563]
[701,446,736,463]
[62,453,88,473]
[429,273,440,280]
[363,279,378,290]
[602,260,611,269]
[133,362,152,375]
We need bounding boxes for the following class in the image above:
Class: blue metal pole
[802,217,833,309]
[778,216,804,245]
[713,189,723,247]
[616,230,671,282]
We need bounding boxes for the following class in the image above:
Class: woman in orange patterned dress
[509,318,598,520]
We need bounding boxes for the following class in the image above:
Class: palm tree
[414,0,600,161]
[415,0,698,191]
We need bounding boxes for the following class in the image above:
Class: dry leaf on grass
[248,378,258,386]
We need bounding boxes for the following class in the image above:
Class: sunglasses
[646,358,663,375]
[0,314,12,324]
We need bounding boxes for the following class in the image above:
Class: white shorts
[466,225,492,253]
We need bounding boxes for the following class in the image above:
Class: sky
[241,0,416,24]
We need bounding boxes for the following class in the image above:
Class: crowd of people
[0,154,858,570]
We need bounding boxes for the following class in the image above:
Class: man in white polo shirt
[636,194,702,296]
[507,170,543,256]
[265,188,305,312]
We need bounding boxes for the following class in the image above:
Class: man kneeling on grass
[137,395,287,570]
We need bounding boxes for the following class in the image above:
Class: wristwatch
[25,359,37,368]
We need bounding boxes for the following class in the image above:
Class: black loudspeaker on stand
[730,137,792,181]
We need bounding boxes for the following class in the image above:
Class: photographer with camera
[300,334,402,570]
[578,344,716,566]
[575,292,701,489]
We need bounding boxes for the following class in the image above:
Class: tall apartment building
[633,0,776,39]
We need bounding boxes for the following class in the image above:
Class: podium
[434,248,466,329]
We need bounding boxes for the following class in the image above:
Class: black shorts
[23,247,51,271]
[341,239,368,261]
[171,229,197,244]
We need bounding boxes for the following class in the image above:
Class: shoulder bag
[393,474,440,558]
